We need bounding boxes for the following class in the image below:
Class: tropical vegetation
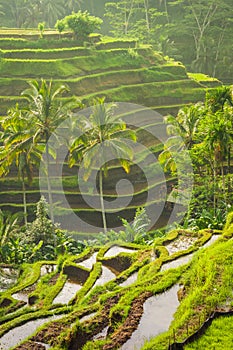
[0,3,232,349]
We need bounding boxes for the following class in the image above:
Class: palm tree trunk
[227,144,231,192]
[221,160,227,207]
[99,168,107,234]
[22,176,27,225]
[45,141,54,223]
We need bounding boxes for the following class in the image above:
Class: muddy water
[121,284,180,350]
[0,315,62,350]
[78,252,98,269]
[92,266,116,288]
[119,272,138,287]
[161,235,219,272]
[53,281,82,304]
[104,246,136,258]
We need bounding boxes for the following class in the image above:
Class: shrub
[58,11,103,43]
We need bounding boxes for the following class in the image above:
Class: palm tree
[68,98,136,234]
[204,111,232,206]
[66,0,83,13]
[206,86,233,113]
[0,210,19,263]
[42,0,65,27]
[159,103,204,172]
[22,79,80,222]
[0,105,41,225]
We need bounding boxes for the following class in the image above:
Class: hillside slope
[0,31,222,234]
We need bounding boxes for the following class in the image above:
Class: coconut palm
[159,103,204,173]
[66,0,83,13]
[22,79,80,222]
[41,0,65,27]
[0,104,41,225]
[68,98,136,234]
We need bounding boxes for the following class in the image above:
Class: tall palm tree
[22,79,80,222]
[41,0,65,27]
[205,111,232,191]
[159,103,204,172]
[69,98,136,234]
[0,105,40,225]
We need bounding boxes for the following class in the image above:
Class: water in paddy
[12,291,28,303]
[161,234,219,272]
[53,280,82,304]
[80,312,97,323]
[201,234,219,248]
[0,315,62,350]
[40,265,56,276]
[161,253,194,272]
[78,252,98,269]
[92,266,116,288]
[93,326,109,340]
[0,268,18,292]
[121,284,180,350]
[119,272,138,287]
[104,246,136,258]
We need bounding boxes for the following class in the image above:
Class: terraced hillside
[0,31,222,235]
[0,223,232,350]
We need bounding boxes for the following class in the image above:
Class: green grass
[141,236,233,350]
[184,315,233,349]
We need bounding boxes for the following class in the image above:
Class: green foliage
[59,11,103,42]
[55,19,66,35]
[120,207,151,243]
[38,22,45,39]
[0,210,20,263]
[185,315,233,349]
[87,207,150,245]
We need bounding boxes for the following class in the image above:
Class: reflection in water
[165,236,198,255]
[78,252,98,269]
[12,292,28,303]
[0,315,62,350]
[161,234,219,272]
[201,234,219,248]
[121,284,180,350]
[104,246,136,258]
[119,272,138,287]
[92,266,116,288]
[0,268,18,292]
[161,253,193,272]
[53,281,82,304]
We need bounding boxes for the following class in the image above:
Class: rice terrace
[0,1,232,350]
